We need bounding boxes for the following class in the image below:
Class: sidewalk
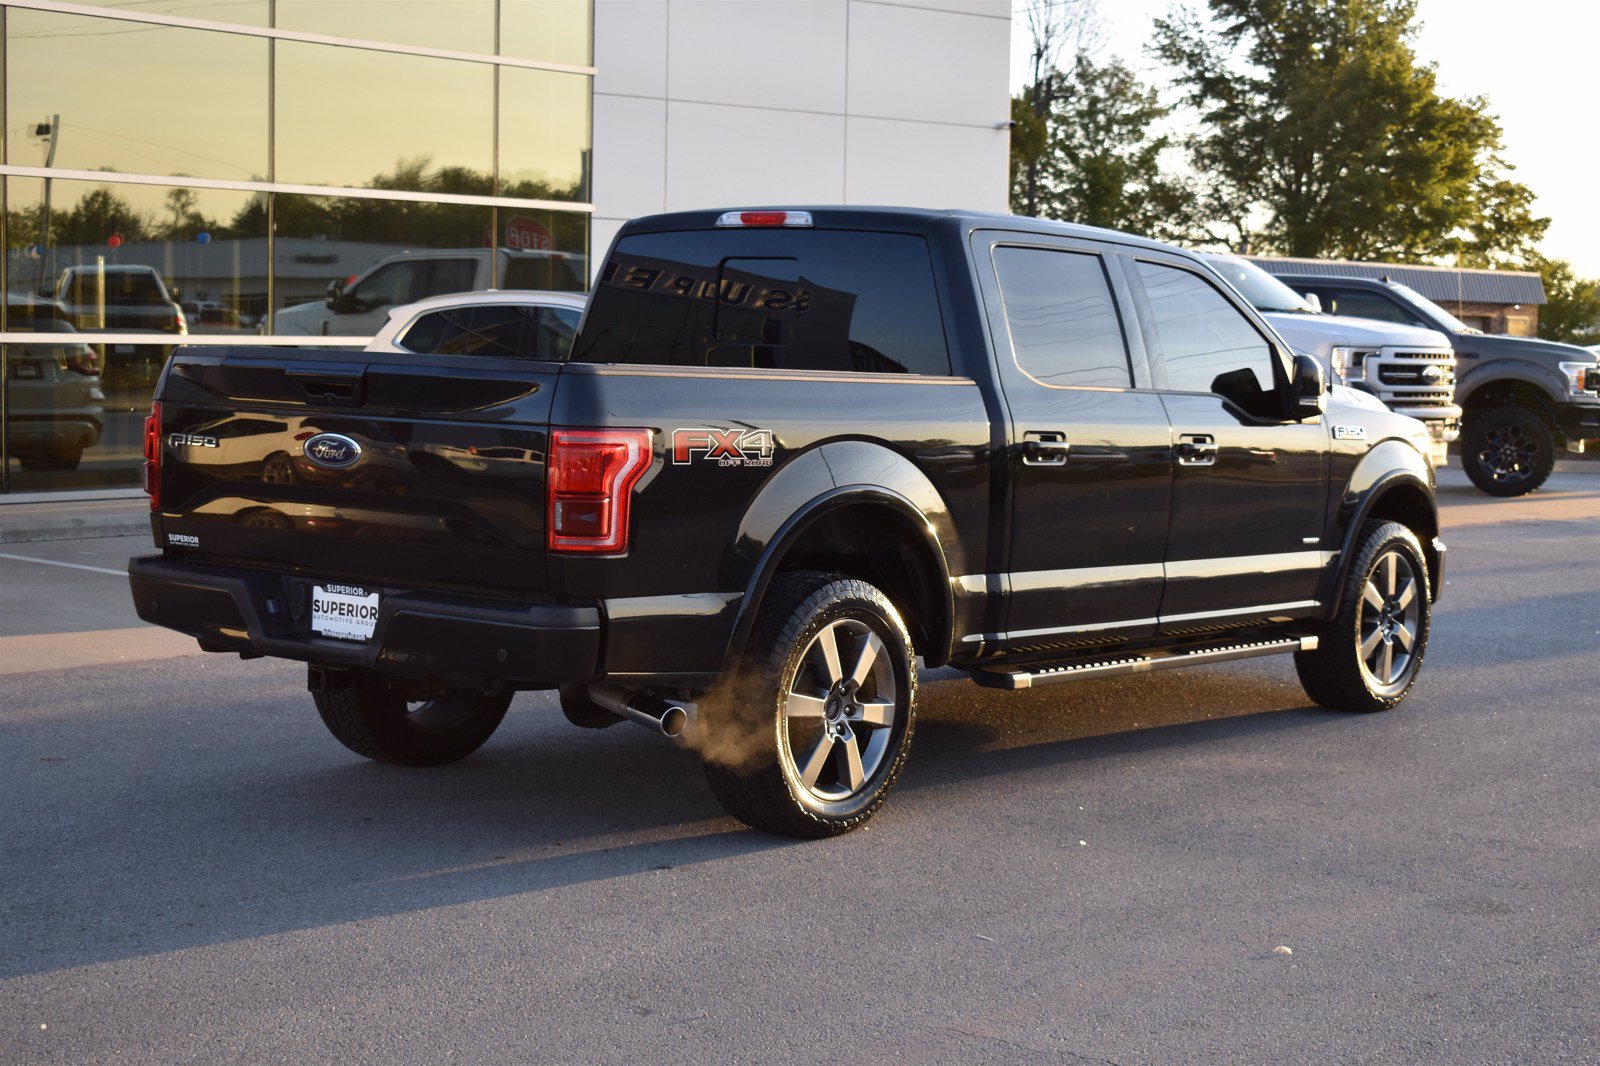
[0,490,150,543]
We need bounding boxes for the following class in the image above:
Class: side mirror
[1291,353,1326,418]
[1303,291,1322,314]
[325,278,345,311]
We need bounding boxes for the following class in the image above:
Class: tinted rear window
[573,230,951,375]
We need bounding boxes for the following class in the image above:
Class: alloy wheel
[780,618,899,803]
[1475,423,1540,485]
[1357,550,1422,696]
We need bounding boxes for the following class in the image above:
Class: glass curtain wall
[1,0,593,493]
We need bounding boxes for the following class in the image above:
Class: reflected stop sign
[504,216,554,251]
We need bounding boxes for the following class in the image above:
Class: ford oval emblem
[303,432,362,469]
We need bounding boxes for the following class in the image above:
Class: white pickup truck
[1204,253,1461,465]
[271,248,586,336]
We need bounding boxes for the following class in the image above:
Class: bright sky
[1011,1,1600,275]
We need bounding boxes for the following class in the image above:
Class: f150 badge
[1333,425,1367,440]
[672,427,775,468]
[168,432,218,448]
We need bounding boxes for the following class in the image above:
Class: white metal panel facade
[591,0,1013,271]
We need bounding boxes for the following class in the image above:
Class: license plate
[311,584,380,642]
[14,363,41,379]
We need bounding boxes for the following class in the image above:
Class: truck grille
[1367,349,1456,407]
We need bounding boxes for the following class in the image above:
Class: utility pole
[34,114,59,293]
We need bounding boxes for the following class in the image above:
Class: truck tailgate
[153,347,557,597]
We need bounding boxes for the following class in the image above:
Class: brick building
[1248,256,1546,336]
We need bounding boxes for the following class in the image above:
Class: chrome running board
[973,636,1318,691]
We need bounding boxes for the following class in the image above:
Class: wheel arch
[721,447,957,675]
[1323,466,1442,614]
[1459,368,1561,429]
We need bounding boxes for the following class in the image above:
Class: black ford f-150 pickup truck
[129,207,1445,837]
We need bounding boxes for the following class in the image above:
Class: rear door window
[1326,289,1419,327]
[575,230,950,375]
[991,246,1130,388]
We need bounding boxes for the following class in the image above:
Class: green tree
[1032,56,1197,241]
[51,187,152,246]
[1154,0,1548,262]
[1530,257,1600,345]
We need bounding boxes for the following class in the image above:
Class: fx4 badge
[672,427,775,468]
[1333,424,1367,440]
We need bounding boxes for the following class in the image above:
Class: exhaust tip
[659,705,688,738]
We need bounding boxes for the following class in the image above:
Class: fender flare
[719,442,956,673]
[1321,446,1440,613]
[1457,360,1565,414]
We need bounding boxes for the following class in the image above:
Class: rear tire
[701,572,917,838]
[313,673,510,766]
[1460,405,1555,497]
[1295,521,1431,712]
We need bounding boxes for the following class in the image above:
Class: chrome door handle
[1175,434,1217,466]
[1021,431,1070,466]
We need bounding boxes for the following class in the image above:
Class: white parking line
[0,552,126,577]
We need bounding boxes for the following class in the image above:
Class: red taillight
[547,428,652,553]
[142,402,163,511]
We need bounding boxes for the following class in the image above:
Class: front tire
[701,572,917,838]
[1295,521,1431,712]
[1461,405,1555,497]
[313,673,511,766]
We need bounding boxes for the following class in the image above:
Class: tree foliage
[1153,0,1548,262]
[1530,257,1600,345]
[1020,57,1198,241]
[1009,4,1194,240]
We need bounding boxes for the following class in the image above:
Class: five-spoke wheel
[1296,521,1431,712]
[701,572,917,838]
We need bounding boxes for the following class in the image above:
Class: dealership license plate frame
[311,584,381,642]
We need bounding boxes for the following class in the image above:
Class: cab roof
[617,206,1184,256]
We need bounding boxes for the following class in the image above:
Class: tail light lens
[547,428,652,553]
[64,347,99,377]
[142,402,162,511]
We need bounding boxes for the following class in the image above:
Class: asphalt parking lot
[2,468,1596,1063]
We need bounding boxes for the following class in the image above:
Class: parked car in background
[364,290,586,360]
[181,300,248,332]
[1269,272,1600,495]
[1203,254,1460,466]
[4,294,104,472]
[272,249,587,337]
[54,263,186,389]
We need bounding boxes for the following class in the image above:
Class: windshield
[1202,255,1315,313]
[1388,282,1478,334]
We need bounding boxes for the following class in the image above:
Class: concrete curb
[0,502,151,544]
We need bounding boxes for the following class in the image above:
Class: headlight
[1558,361,1598,396]
[1329,346,1371,384]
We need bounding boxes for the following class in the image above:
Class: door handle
[1021,430,1070,466]
[1175,433,1217,466]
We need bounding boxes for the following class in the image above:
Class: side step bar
[973,636,1318,691]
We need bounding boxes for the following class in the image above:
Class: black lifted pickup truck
[129,207,1445,837]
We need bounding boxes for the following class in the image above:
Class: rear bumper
[127,555,599,684]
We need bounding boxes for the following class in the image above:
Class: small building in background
[1248,256,1546,336]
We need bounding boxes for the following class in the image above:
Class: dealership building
[0,0,1012,495]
